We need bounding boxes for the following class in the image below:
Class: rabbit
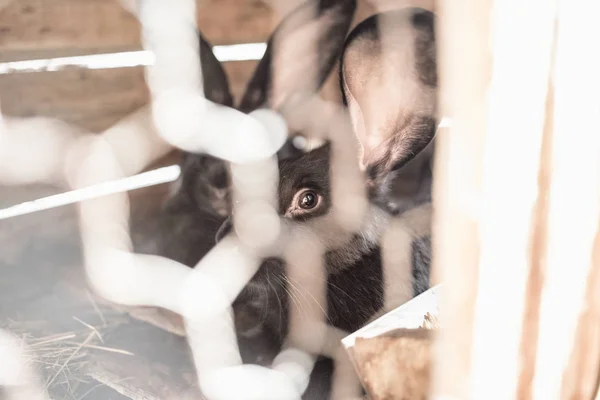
[138,2,438,399]
[142,0,357,268]
[220,3,438,346]
[133,0,360,388]
[219,7,438,399]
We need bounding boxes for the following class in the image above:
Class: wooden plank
[0,60,259,132]
[0,67,149,132]
[0,0,140,54]
[430,0,492,396]
[0,0,276,59]
[429,0,600,398]
[197,0,275,46]
[0,0,437,62]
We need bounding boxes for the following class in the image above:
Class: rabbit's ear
[340,8,437,190]
[238,0,357,113]
[179,33,233,165]
[199,32,234,107]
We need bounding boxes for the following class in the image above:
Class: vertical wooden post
[431,0,600,398]
[430,0,492,396]
[532,0,600,397]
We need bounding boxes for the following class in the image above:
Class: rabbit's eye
[299,191,318,209]
[285,186,327,219]
[286,188,324,218]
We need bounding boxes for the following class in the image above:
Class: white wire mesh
[0,1,439,399]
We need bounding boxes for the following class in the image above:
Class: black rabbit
[139,2,438,399]
[219,2,438,350]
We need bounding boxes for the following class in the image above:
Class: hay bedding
[0,199,204,400]
[1,313,204,400]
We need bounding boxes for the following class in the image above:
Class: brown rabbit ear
[340,8,437,186]
[199,32,234,107]
[238,0,357,113]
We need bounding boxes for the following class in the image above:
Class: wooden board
[0,60,258,132]
[0,0,276,61]
[0,0,141,56]
[0,0,437,60]
[0,67,148,132]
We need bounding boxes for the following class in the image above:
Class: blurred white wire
[0,165,180,220]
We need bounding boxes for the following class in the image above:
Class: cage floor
[0,183,206,399]
[0,182,335,400]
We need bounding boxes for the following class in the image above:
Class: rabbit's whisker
[266,274,284,335]
[277,276,308,323]
[285,276,328,323]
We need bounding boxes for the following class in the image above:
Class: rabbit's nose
[215,215,233,244]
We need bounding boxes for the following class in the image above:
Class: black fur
[365,118,436,216]
[227,141,432,370]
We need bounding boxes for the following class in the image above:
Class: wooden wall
[0,0,282,132]
[0,0,437,133]
[0,0,277,55]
